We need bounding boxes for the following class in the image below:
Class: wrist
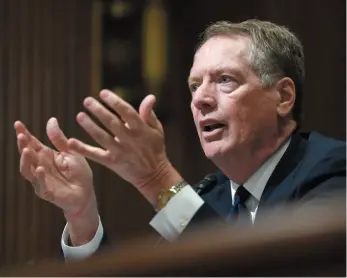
[64,197,99,246]
[155,178,188,211]
[139,161,183,206]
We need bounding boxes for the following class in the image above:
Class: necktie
[229,185,252,225]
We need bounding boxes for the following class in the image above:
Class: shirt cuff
[61,216,104,261]
[149,185,204,242]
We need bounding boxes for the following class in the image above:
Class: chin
[202,142,228,160]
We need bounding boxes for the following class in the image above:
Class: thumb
[46,117,69,153]
[139,94,159,129]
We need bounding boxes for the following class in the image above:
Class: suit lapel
[200,178,233,220]
[197,133,310,221]
[257,132,309,215]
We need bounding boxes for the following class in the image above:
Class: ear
[275,77,296,117]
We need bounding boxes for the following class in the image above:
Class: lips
[203,123,225,132]
[199,118,225,131]
[199,119,226,141]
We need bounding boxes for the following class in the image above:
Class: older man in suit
[15,19,345,261]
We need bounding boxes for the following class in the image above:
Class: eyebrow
[187,66,239,85]
[187,76,199,85]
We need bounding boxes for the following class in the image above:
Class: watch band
[155,179,188,212]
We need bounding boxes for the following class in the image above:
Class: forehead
[189,35,251,78]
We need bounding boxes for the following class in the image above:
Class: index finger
[14,121,43,152]
[98,90,142,130]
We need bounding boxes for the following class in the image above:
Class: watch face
[156,182,187,211]
[157,190,175,210]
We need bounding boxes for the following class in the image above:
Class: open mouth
[203,123,225,132]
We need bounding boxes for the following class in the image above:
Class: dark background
[0,0,345,266]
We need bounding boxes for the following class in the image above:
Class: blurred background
[0,0,345,266]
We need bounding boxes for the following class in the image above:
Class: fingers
[14,121,43,153]
[20,147,38,182]
[32,167,44,196]
[20,147,52,200]
[99,89,142,130]
[54,152,69,171]
[35,167,54,202]
[14,121,27,137]
[67,137,111,166]
[139,94,159,129]
[83,97,127,137]
[46,117,69,153]
[76,112,122,151]
[17,133,29,154]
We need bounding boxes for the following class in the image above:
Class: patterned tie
[229,185,252,225]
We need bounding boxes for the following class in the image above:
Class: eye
[189,83,199,93]
[219,75,233,84]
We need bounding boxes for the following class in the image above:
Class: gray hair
[196,19,305,127]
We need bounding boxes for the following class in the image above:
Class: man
[15,19,345,261]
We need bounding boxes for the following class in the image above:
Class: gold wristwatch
[156,179,188,212]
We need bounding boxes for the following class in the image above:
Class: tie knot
[234,185,250,205]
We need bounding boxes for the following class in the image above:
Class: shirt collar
[230,137,291,201]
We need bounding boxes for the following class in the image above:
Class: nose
[191,83,217,113]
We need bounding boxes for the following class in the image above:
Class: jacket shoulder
[302,132,345,171]
[294,132,345,196]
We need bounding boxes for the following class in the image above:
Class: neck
[213,121,296,184]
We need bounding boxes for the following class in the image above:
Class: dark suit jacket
[185,131,346,232]
[87,131,345,251]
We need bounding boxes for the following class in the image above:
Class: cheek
[228,109,249,141]
[238,95,278,135]
[223,98,255,140]
[223,99,247,127]
[253,95,278,122]
[191,107,200,129]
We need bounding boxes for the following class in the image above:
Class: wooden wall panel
[0,0,5,266]
[0,0,157,267]
[0,0,95,265]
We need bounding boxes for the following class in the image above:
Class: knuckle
[108,117,117,129]
[107,151,120,163]
[111,100,121,110]
[90,129,103,141]
[123,106,132,115]
[19,167,30,180]
[96,133,108,143]
[128,126,142,137]
[94,105,103,115]
[43,190,54,202]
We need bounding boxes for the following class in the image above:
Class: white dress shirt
[61,139,290,260]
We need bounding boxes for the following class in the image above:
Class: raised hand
[15,118,99,245]
[68,90,182,205]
